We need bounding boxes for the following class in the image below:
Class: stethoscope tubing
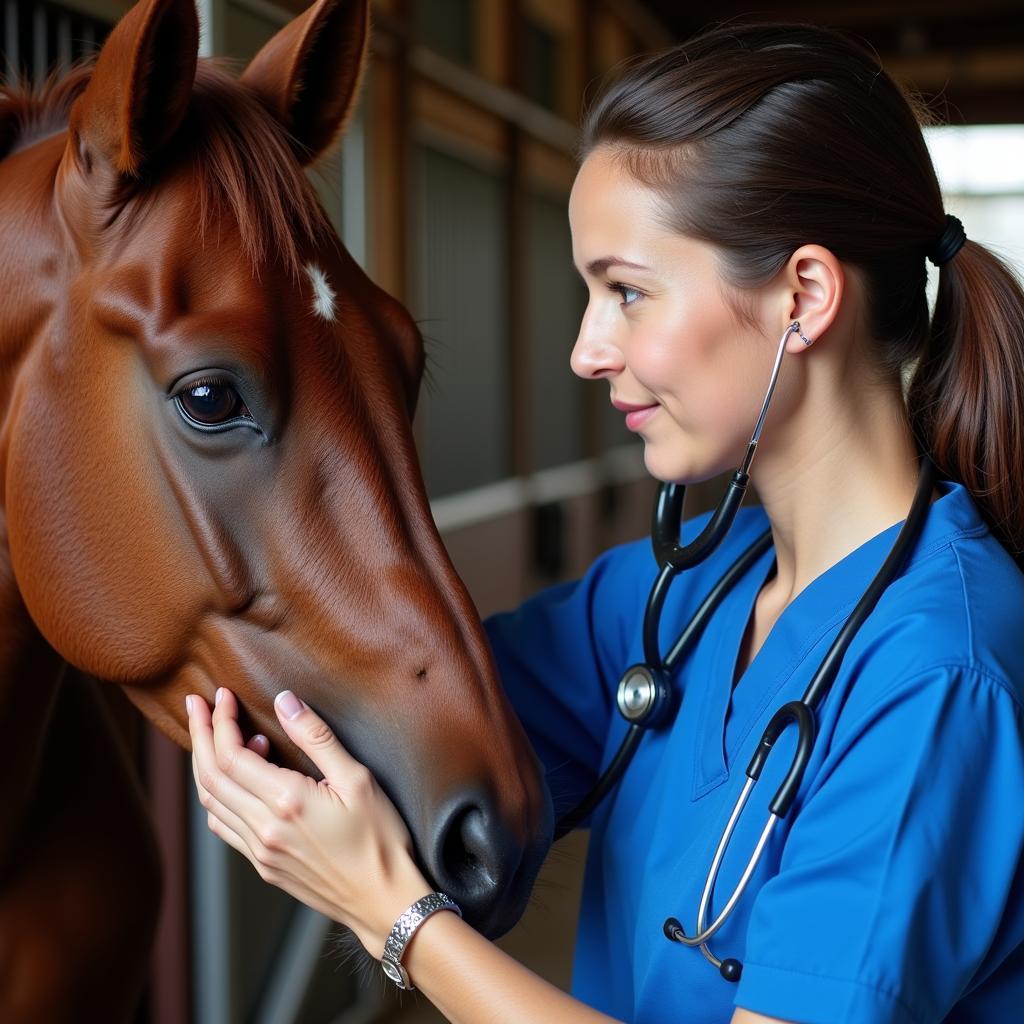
[552,528,775,840]
[666,458,936,969]
[800,456,935,712]
[649,320,801,577]
[557,455,935,975]
[549,313,937,983]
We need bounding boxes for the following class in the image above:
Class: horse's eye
[176,381,252,427]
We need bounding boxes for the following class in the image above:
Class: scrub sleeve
[736,662,1024,1023]
[485,544,644,824]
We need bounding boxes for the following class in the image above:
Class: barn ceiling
[643,0,1024,124]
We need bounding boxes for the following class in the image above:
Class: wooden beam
[917,86,1024,125]
[664,0,1024,32]
[885,47,1024,92]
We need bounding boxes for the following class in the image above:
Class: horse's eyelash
[178,375,229,394]
[172,375,246,403]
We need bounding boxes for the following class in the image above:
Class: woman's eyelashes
[607,281,644,307]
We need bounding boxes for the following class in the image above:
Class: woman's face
[569,147,783,485]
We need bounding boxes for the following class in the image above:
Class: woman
[186,22,1024,1023]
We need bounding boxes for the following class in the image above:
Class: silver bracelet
[381,891,462,990]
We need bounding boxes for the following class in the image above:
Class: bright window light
[924,125,1024,195]
[922,125,1024,280]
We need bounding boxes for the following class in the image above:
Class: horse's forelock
[183,59,335,282]
[2,56,334,281]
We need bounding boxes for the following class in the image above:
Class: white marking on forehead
[304,262,337,321]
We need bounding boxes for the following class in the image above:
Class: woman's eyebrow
[581,256,651,277]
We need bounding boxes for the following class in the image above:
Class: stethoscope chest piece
[616,664,673,728]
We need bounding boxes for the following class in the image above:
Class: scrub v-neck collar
[688,478,987,799]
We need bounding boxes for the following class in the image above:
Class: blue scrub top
[485,480,1024,1023]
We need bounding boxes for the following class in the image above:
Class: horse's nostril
[418,782,553,938]
[430,795,519,925]
[442,805,496,888]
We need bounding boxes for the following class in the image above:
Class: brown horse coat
[0,1,551,1019]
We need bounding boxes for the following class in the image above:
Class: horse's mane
[0,58,334,280]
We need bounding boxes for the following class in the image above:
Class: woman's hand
[186,687,432,958]
[187,688,630,1023]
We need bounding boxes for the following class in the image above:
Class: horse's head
[1,0,551,934]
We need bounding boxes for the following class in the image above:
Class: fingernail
[254,734,268,748]
[185,695,194,715]
[276,690,304,720]
[215,687,224,706]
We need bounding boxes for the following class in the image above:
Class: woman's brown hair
[580,22,1024,564]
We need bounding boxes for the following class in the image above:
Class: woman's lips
[613,401,659,431]
[625,406,657,430]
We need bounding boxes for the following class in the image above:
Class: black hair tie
[926,214,967,267]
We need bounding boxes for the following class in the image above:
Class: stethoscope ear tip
[719,958,743,982]
[664,918,744,983]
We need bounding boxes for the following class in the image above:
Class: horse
[0,0,553,1018]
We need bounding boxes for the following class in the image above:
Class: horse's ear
[66,0,198,178]
[240,0,369,166]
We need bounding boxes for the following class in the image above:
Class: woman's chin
[641,441,728,487]
[642,442,696,485]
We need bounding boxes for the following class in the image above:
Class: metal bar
[340,100,367,269]
[190,789,238,1023]
[428,444,648,534]
[252,905,332,1024]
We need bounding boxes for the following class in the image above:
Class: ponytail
[908,241,1024,564]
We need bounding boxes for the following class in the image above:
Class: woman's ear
[779,244,844,350]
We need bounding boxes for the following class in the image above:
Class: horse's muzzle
[422,781,555,938]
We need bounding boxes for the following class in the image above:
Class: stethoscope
[553,320,936,983]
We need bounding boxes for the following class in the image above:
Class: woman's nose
[570,311,625,380]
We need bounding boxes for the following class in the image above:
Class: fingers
[274,690,368,793]
[204,809,250,857]
[205,686,268,757]
[212,688,270,762]
[187,693,280,836]
[193,748,261,853]
[247,734,269,757]
[211,687,247,755]
[190,690,317,833]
